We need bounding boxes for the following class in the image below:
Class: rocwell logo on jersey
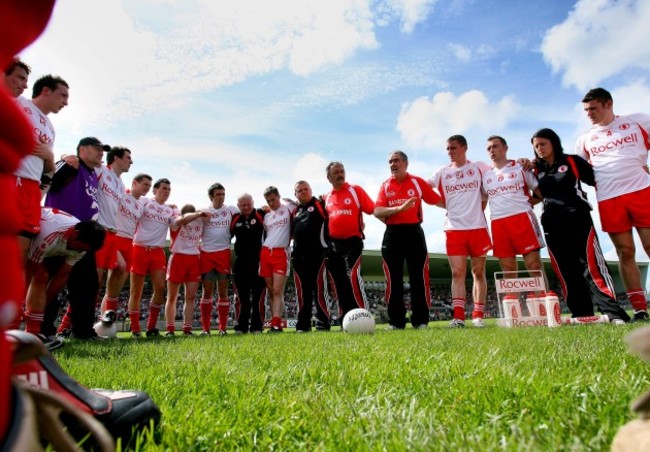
[589,133,639,155]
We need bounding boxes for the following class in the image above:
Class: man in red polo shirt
[324,161,375,321]
[374,151,442,329]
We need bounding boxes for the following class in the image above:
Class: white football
[94,321,118,338]
[342,308,375,334]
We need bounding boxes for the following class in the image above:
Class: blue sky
[20,0,650,266]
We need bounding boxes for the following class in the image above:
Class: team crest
[407,189,415,197]
[558,165,568,173]
[508,172,516,179]
[250,219,257,225]
[486,178,492,184]
[498,175,504,182]
[307,206,314,212]
[467,169,475,177]
[344,198,352,205]
[619,123,630,130]
[445,174,453,180]
[24,107,32,115]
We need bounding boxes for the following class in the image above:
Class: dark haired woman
[531,128,629,323]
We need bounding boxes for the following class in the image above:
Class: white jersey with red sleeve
[482,160,538,220]
[263,204,296,248]
[14,96,56,181]
[170,217,203,255]
[115,190,144,239]
[200,205,239,252]
[28,208,85,266]
[95,165,126,230]
[133,198,179,247]
[575,113,650,201]
[428,160,490,230]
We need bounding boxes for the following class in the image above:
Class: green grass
[53,322,650,451]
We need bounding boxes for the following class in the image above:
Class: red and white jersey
[115,191,144,239]
[95,165,126,230]
[263,204,296,248]
[14,96,55,181]
[575,113,650,201]
[170,217,203,255]
[482,161,538,220]
[133,198,179,247]
[28,208,84,266]
[200,205,238,252]
[428,160,491,230]
[324,183,375,239]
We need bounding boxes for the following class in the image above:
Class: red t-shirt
[325,183,374,239]
[375,173,441,225]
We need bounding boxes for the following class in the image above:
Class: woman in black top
[531,128,629,322]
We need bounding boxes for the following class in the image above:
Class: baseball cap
[77,137,110,152]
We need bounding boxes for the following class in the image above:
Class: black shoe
[36,334,64,352]
[56,328,73,339]
[131,331,142,338]
[633,311,650,322]
[146,328,160,337]
[164,331,175,337]
[182,331,194,336]
[268,326,283,334]
[8,331,161,447]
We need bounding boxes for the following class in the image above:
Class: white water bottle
[545,291,562,328]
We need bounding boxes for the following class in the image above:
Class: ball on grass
[342,308,375,334]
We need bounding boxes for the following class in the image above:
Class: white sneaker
[472,318,486,328]
[611,318,626,326]
[449,319,466,328]
[413,324,428,330]
[385,325,399,331]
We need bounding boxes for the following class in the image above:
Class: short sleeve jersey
[170,217,203,255]
[95,165,126,230]
[375,173,441,225]
[115,191,144,239]
[133,198,179,247]
[28,208,84,266]
[575,113,650,201]
[428,161,490,230]
[263,204,296,248]
[200,205,239,252]
[14,96,55,181]
[324,183,375,239]
[481,160,538,220]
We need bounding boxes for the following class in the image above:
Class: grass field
[53,321,650,451]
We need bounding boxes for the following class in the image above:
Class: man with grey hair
[231,193,267,334]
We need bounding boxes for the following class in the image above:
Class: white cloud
[396,90,521,149]
[381,0,439,33]
[448,43,471,62]
[541,0,650,89]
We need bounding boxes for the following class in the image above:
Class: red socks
[217,299,229,331]
[200,299,212,333]
[452,298,466,320]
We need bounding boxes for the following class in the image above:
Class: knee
[450,267,464,280]
[472,267,486,279]
[615,244,636,262]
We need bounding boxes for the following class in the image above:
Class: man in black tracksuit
[230,193,267,333]
[532,128,630,322]
[292,181,331,332]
